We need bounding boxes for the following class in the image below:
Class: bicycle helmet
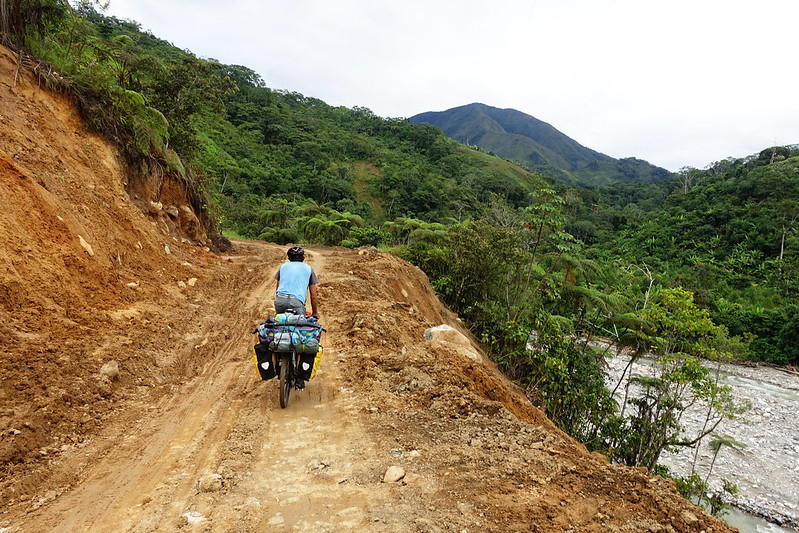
[287,246,305,261]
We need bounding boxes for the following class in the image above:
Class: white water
[605,354,799,532]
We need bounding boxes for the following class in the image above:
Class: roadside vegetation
[5,0,798,515]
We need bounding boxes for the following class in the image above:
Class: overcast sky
[102,0,798,171]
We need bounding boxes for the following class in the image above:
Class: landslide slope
[0,48,735,532]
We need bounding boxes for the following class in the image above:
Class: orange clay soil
[0,45,735,533]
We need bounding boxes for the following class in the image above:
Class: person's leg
[274,295,306,315]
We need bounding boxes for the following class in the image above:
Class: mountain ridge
[410,102,672,186]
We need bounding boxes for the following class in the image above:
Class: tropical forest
[4,0,799,526]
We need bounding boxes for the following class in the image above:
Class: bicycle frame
[277,349,297,408]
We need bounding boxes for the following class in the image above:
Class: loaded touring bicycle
[252,312,325,408]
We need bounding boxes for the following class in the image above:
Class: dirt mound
[0,44,223,479]
[0,47,736,531]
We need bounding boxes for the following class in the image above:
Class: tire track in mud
[13,242,398,532]
[193,245,404,532]
[6,242,738,533]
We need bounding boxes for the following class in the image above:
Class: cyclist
[274,246,320,319]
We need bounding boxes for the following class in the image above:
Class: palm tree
[700,434,747,503]
[302,210,363,246]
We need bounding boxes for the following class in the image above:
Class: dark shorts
[274,294,305,315]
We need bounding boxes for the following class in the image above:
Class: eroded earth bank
[0,45,736,532]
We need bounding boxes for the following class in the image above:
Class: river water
[604,354,799,532]
[725,507,797,532]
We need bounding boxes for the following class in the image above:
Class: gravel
[605,354,799,529]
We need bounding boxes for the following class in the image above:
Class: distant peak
[409,103,671,186]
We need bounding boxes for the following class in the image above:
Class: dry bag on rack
[296,324,322,354]
[252,315,326,380]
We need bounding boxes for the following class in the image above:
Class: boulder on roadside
[424,325,480,362]
[424,324,468,346]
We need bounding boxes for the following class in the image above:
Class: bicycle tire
[279,353,292,408]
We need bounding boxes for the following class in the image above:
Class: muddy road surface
[1,242,736,532]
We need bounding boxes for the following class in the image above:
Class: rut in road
[6,242,737,533]
[16,243,406,532]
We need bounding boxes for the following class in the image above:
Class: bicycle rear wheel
[278,353,292,408]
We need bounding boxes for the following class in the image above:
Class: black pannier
[252,343,277,380]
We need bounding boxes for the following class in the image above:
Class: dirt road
[6,243,433,532]
[1,242,735,532]
[0,43,735,532]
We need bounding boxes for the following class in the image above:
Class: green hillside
[6,2,798,499]
[573,147,799,365]
[12,5,549,245]
[200,88,549,238]
[411,103,672,186]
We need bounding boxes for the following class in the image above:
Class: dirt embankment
[0,42,219,473]
[0,46,736,532]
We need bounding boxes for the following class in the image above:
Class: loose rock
[99,360,120,381]
[383,465,406,483]
[681,510,699,526]
[78,235,94,256]
[198,473,223,492]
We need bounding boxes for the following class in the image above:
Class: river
[725,507,798,532]
[604,354,799,532]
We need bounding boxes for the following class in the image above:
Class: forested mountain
[202,90,548,238]
[571,146,799,365]
[410,103,672,186]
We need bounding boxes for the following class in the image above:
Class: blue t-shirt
[275,261,318,304]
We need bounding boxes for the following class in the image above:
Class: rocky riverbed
[605,355,799,530]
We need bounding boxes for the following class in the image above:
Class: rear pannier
[252,343,278,380]
[252,314,325,381]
